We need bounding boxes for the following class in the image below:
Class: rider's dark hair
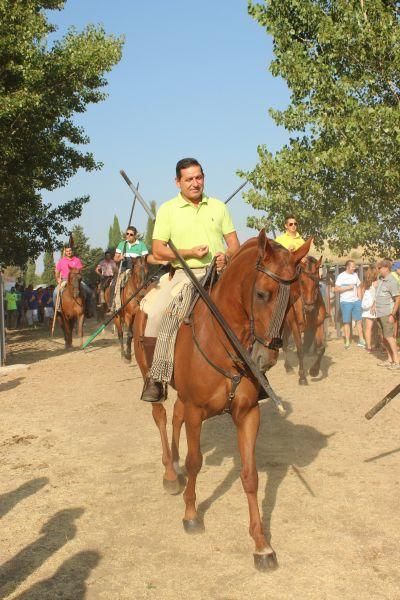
[176,158,204,179]
[126,226,137,235]
[284,214,297,224]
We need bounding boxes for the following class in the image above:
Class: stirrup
[141,378,165,403]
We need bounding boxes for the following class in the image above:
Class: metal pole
[224,180,248,204]
[334,264,341,338]
[0,268,6,366]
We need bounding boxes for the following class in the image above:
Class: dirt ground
[1,320,400,600]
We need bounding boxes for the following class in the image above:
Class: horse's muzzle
[251,340,278,373]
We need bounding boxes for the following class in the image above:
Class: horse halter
[249,258,301,351]
[300,263,320,312]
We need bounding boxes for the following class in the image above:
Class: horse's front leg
[114,315,124,359]
[182,405,204,533]
[171,397,185,475]
[292,324,307,385]
[234,404,278,571]
[64,317,73,349]
[282,326,293,372]
[151,403,181,495]
[77,313,84,347]
[309,322,326,377]
[124,314,134,362]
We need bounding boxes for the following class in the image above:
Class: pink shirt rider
[56,256,83,280]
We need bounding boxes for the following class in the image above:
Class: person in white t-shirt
[334,260,365,349]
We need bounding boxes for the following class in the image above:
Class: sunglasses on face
[288,222,297,226]
[126,233,135,237]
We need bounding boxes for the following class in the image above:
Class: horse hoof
[182,518,205,534]
[284,366,293,373]
[253,551,278,572]
[163,477,183,495]
[299,378,308,386]
[309,368,319,377]
[124,356,132,364]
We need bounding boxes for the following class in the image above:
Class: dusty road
[1,323,400,599]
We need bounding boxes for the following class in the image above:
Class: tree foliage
[70,225,102,286]
[0,0,123,267]
[41,250,56,286]
[24,259,40,287]
[108,215,122,250]
[244,0,400,256]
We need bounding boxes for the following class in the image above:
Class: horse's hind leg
[182,406,204,533]
[233,404,277,571]
[114,315,124,359]
[124,315,134,362]
[292,326,307,385]
[152,403,181,495]
[77,313,84,347]
[282,327,293,372]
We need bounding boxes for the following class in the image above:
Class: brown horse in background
[133,231,311,571]
[282,256,326,384]
[57,268,85,349]
[106,257,148,361]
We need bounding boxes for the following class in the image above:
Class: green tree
[41,250,56,286]
[0,0,123,267]
[144,201,157,249]
[108,215,122,250]
[70,225,103,285]
[24,259,39,287]
[245,0,400,256]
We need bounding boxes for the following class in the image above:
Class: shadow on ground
[0,477,48,519]
[199,401,332,544]
[0,507,85,599]
[13,551,101,600]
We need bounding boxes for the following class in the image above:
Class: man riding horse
[139,157,240,402]
[110,226,149,311]
[54,244,96,316]
[95,250,117,311]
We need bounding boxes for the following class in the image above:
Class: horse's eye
[256,289,270,301]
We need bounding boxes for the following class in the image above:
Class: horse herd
[56,231,326,571]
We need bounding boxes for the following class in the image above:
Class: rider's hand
[215,252,227,272]
[191,245,209,259]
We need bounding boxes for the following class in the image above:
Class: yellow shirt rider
[275,215,305,251]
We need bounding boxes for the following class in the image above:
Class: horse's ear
[292,237,313,264]
[316,255,323,269]
[257,228,274,260]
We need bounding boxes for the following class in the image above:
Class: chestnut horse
[106,257,148,361]
[134,231,311,570]
[57,268,85,349]
[282,256,327,384]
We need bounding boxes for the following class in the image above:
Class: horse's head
[299,256,323,313]
[68,268,82,298]
[133,256,148,288]
[247,229,312,373]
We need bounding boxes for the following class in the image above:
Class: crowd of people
[3,283,55,330]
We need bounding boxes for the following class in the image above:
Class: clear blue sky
[44,0,290,254]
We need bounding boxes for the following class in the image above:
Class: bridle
[299,261,320,314]
[248,258,302,351]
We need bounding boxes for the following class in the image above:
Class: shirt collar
[177,192,209,207]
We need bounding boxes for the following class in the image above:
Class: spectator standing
[41,286,54,330]
[375,259,400,370]
[5,287,18,329]
[24,285,39,328]
[334,260,365,349]
[361,266,378,353]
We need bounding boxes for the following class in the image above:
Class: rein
[189,257,301,412]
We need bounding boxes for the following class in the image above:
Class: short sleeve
[355,274,361,286]
[115,241,126,254]
[221,204,236,236]
[152,203,171,242]
[140,241,148,255]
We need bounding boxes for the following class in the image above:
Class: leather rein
[188,258,301,412]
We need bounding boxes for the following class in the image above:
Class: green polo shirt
[153,193,236,268]
[115,239,148,258]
